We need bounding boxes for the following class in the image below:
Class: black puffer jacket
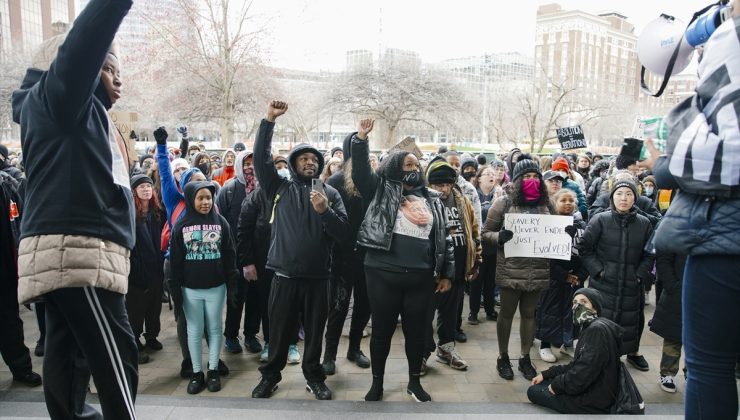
[350,138,454,280]
[589,192,661,227]
[578,209,654,354]
[253,119,348,279]
[649,251,686,344]
[542,317,623,414]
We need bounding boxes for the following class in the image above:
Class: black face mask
[462,172,475,181]
[197,162,210,176]
[401,170,422,187]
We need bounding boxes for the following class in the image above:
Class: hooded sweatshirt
[215,150,254,234]
[11,0,135,249]
[212,150,237,186]
[170,181,239,290]
[191,152,212,179]
[253,119,348,279]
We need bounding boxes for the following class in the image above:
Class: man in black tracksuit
[251,101,348,400]
[321,132,372,375]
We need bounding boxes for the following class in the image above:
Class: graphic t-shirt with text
[182,224,222,261]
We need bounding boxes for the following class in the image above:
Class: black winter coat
[128,211,165,290]
[350,138,454,280]
[649,251,686,343]
[254,119,348,279]
[542,317,623,414]
[327,169,367,267]
[589,192,662,227]
[236,186,271,269]
[215,177,247,237]
[578,209,654,355]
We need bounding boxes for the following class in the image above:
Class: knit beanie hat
[130,174,153,190]
[512,159,541,181]
[426,158,457,185]
[610,178,638,203]
[551,157,571,174]
[461,157,478,173]
[274,155,288,166]
[574,288,603,315]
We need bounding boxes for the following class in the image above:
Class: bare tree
[330,66,467,148]
[143,0,269,145]
[0,52,29,141]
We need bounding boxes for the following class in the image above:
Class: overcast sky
[252,0,703,71]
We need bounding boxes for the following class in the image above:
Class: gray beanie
[512,159,541,181]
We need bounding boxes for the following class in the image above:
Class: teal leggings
[183,284,226,373]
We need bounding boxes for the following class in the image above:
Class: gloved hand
[176,126,188,137]
[154,127,168,145]
[129,130,138,140]
[498,229,514,245]
[564,225,578,238]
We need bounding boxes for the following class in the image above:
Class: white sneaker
[539,347,557,363]
[660,375,677,393]
[559,344,575,358]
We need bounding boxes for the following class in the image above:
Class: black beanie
[512,159,540,181]
[426,159,457,185]
[461,157,478,173]
[130,174,153,190]
[610,179,638,203]
[0,144,8,159]
[574,288,603,315]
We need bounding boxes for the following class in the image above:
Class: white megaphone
[638,14,695,77]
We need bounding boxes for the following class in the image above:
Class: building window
[21,0,44,53]
[0,0,11,52]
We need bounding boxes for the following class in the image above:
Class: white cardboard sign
[503,214,574,261]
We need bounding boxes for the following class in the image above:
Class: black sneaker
[406,381,431,402]
[497,354,514,380]
[627,355,650,372]
[187,372,206,394]
[12,371,42,387]
[306,381,332,400]
[252,377,279,398]
[467,314,480,325]
[659,375,677,393]
[217,359,229,376]
[244,335,263,353]
[180,359,193,379]
[322,359,336,376]
[146,338,163,351]
[454,330,467,343]
[486,311,498,321]
[364,376,384,401]
[518,355,537,380]
[34,342,44,357]
[207,369,221,392]
[138,352,150,365]
[347,349,371,368]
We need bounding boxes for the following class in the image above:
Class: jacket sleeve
[481,196,507,248]
[588,194,609,221]
[220,219,241,284]
[156,143,183,222]
[214,183,231,227]
[467,182,483,231]
[350,137,379,200]
[577,215,605,278]
[635,197,662,227]
[550,327,612,395]
[43,0,132,125]
[465,196,483,268]
[253,119,283,200]
[636,221,655,280]
[236,190,259,268]
[653,156,680,190]
[541,360,574,380]
[179,135,189,159]
[320,188,349,244]
[442,233,455,280]
[169,222,185,290]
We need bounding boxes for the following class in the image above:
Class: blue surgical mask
[277,168,291,180]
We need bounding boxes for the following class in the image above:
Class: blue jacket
[654,156,740,256]
[11,0,135,249]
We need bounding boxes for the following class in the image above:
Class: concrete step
[0,390,685,419]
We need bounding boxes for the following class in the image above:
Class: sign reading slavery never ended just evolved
[503,214,574,261]
[556,125,587,149]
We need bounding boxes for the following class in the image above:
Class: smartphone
[619,138,644,162]
[312,178,324,193]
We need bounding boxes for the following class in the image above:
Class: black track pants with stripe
[43,287,138,420]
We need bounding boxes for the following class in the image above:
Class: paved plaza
[1,290,735,418]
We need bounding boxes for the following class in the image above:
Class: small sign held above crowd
[503,214,574,261]
[556,125,587,150]
[389,136,423,159]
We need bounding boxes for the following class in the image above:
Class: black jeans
[0,279,33,376]
[259,276,329,383]
[365,266,434,377]
[427,280,465,348]
[125,281,162,341]
[35,302,46,346]
[323,262,371,361]
[527,379,590,414]
[469,252,496,316]
[43,287,138,420]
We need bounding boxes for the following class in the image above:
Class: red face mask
[522,178,542,202]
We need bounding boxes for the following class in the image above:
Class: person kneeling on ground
[527,288,621,414]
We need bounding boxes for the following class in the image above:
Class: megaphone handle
[640,1,722,97]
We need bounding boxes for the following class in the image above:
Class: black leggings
[365,266,434,377]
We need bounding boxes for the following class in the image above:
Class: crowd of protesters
[0,0,739,418]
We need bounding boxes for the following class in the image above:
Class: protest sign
[556,125,587,149]
[503,214,574,261]
[109,111,140,167]
[389,136,423,158]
